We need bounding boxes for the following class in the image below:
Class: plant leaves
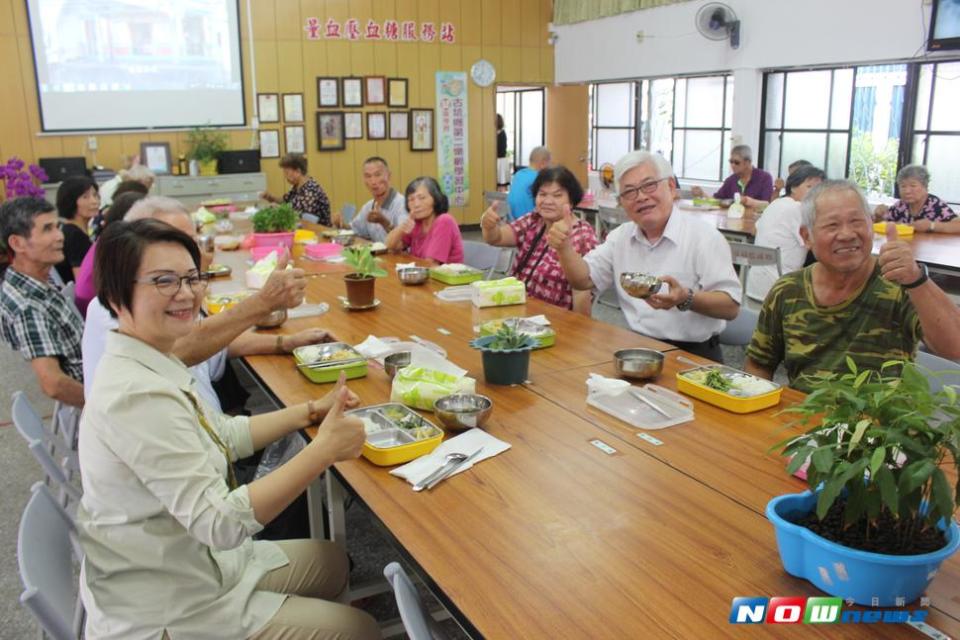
[869,446,886,477]
[875,464,898,517]
[899,460,936,495]
[848,419,871,454]
[931,468,954,524]
[811,447,834,474]
[817,478,844,520]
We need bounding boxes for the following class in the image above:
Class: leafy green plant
[342,245,387,278]
[186,126,229,162]
[252,203,298,233]
[849,131,898,197]
[775,357,960,552]
[487,324,535,351]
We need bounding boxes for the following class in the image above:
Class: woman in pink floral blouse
[875,165,960,234]
[480,166,598,314]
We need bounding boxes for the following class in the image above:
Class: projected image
[934,0,960,40]
[27,0,245,130]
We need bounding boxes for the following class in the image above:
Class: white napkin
[390,429,511,487]
[525,314,550,326]
[435,285,474,302]
[586,373,630,397]
[396,262,417,271]
[353,336,450,363]
[287,302,330,319]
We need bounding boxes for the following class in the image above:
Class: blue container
[766,491,960,606]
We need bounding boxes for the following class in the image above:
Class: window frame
[496,86,546,173]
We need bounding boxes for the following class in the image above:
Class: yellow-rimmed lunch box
[676,364,782,413]
[293,342,368,384]
[429,263,484,285]
[349,403,444,466]
[478,317,555,349]
[204,291,252,315]
[873,222,914,237]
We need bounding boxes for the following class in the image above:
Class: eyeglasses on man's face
[134,272,210,297]
[617,177,670,202]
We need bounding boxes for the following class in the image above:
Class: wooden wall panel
[0,0,555,224]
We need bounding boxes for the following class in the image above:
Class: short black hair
[96,219,201,319]
[787,159,812,174]
[279,153,308,174]
[404,177,449,215]
[113,180,150,199]
[103,192,147,228]
[363,156,390,170]
[785,165,826,196]
[0,197,56,255]
[56,175,99,220]
[530,166,584,210]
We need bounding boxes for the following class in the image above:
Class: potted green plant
[186,126,229,176]
[251,203,298,249]
[469,324,538,385]
[342,245,387,307]
[767,358,960,606]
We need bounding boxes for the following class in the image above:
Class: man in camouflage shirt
[0,197,85,408]
[746,180,960,392]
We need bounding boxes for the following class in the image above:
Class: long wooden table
[225,242,960,638]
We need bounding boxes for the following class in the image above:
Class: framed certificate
[365,76,386,105]
[282,93,304,122]
[410,108,434,151]
[284,125,305,154]
[258,93,279,123]
[342,77,363,107]
[389,111,409,140]
[388,78,408,107]
[139,142,171,174]
[259,130,280,158]
[317,112,346,151]
[344,112,363,139]
[317,77,339,107]
[366,112,386,140]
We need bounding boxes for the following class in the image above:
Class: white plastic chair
[462,241,509,279]
[12,392,81,507]
[18,482,85,640]
[483,190,511,220]
[341,203,357,225]
[719,306,759,347]
[383,562,447,640]
[916,350,960,394]
[597,205,627,240]
[300,213,320,224]
[728,241,782,294]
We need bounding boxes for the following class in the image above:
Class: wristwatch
[902,262,929,290]
[676,287,695,311]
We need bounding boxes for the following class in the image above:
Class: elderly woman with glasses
[547,150,741,362]
[874,165,960,234]
[76,218,380,640]
[691,144,774,208]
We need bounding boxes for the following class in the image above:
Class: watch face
[471,60,496,87]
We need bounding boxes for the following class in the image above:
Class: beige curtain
[553,0,695,26]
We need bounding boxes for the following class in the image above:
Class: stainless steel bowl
[256,308,287,329]
[331,232,355,246]
[619,272,663,299]
[384,351,412,380]
[614,348,664,380]
[434,394,493,431]
[397,267,429,285]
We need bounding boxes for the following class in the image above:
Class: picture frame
[317,77,339,108]
[259,130,280,158]
[317,111,346,151]
[388,78,408,107]
[365,75,386,105]
[284,125,305,154]
[410,108,434,151]
[344,112,363,139]
[282,93,304,122]
[139,142,171,175]
[389,111,409,140]
[342,77,363,107]
[366,112,386,140]
[258,93,279,123]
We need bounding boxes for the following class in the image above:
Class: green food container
[429,264,484,285]
[293,342,368,384]
[478,318,556,349]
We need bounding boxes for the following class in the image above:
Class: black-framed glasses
[618,177,670,202]
[134,272,210,297]
[729,158,743,166]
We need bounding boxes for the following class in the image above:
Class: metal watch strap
[677,287,695,311]
[902,263,929,290]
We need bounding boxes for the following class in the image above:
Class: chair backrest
[597,205,627,227]
[300,213,320,224]
[12,393,82,505]
[916,350,960,394]
[483,191,511,219]
[728,241,782,291]
[719,306,759,347]
[462,241,508,279]
[492,247,516,279]
[383,562,445,640]
[341,203,357,224]
[18,482,84,640]
[12,391,47,443]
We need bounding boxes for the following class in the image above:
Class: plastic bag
[390,366,476,411]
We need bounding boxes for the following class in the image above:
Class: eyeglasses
[618,177,670,202]
[134,272,210,297]
[729,158,744,166]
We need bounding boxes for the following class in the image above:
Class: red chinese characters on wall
[303,18,456,43]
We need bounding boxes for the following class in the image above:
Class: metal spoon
[413,453,467,492]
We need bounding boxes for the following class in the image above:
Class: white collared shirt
[77,331,287,640]
[747,197,807,302]
[583,207,742,342]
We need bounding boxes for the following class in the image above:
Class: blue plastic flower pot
[766,490,960,606]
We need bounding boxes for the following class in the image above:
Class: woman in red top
[480,166,598,314]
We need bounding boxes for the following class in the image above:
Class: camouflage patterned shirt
[746,262,921,392]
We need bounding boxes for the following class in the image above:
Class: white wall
[555,0,948,169]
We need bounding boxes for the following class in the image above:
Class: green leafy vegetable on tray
[704,369,732,392]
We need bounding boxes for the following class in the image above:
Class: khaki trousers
[249,539,381,640]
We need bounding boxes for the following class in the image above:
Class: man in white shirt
[548,150,741,361]
[330,156,408,242]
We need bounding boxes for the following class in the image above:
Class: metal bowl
[397,267,430,285]
[619,273,663,299]
[331,232,355,246]
[256,308,287,329]
[434,394,493,431]
[614,348,664,380]
[384,351,412,380]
